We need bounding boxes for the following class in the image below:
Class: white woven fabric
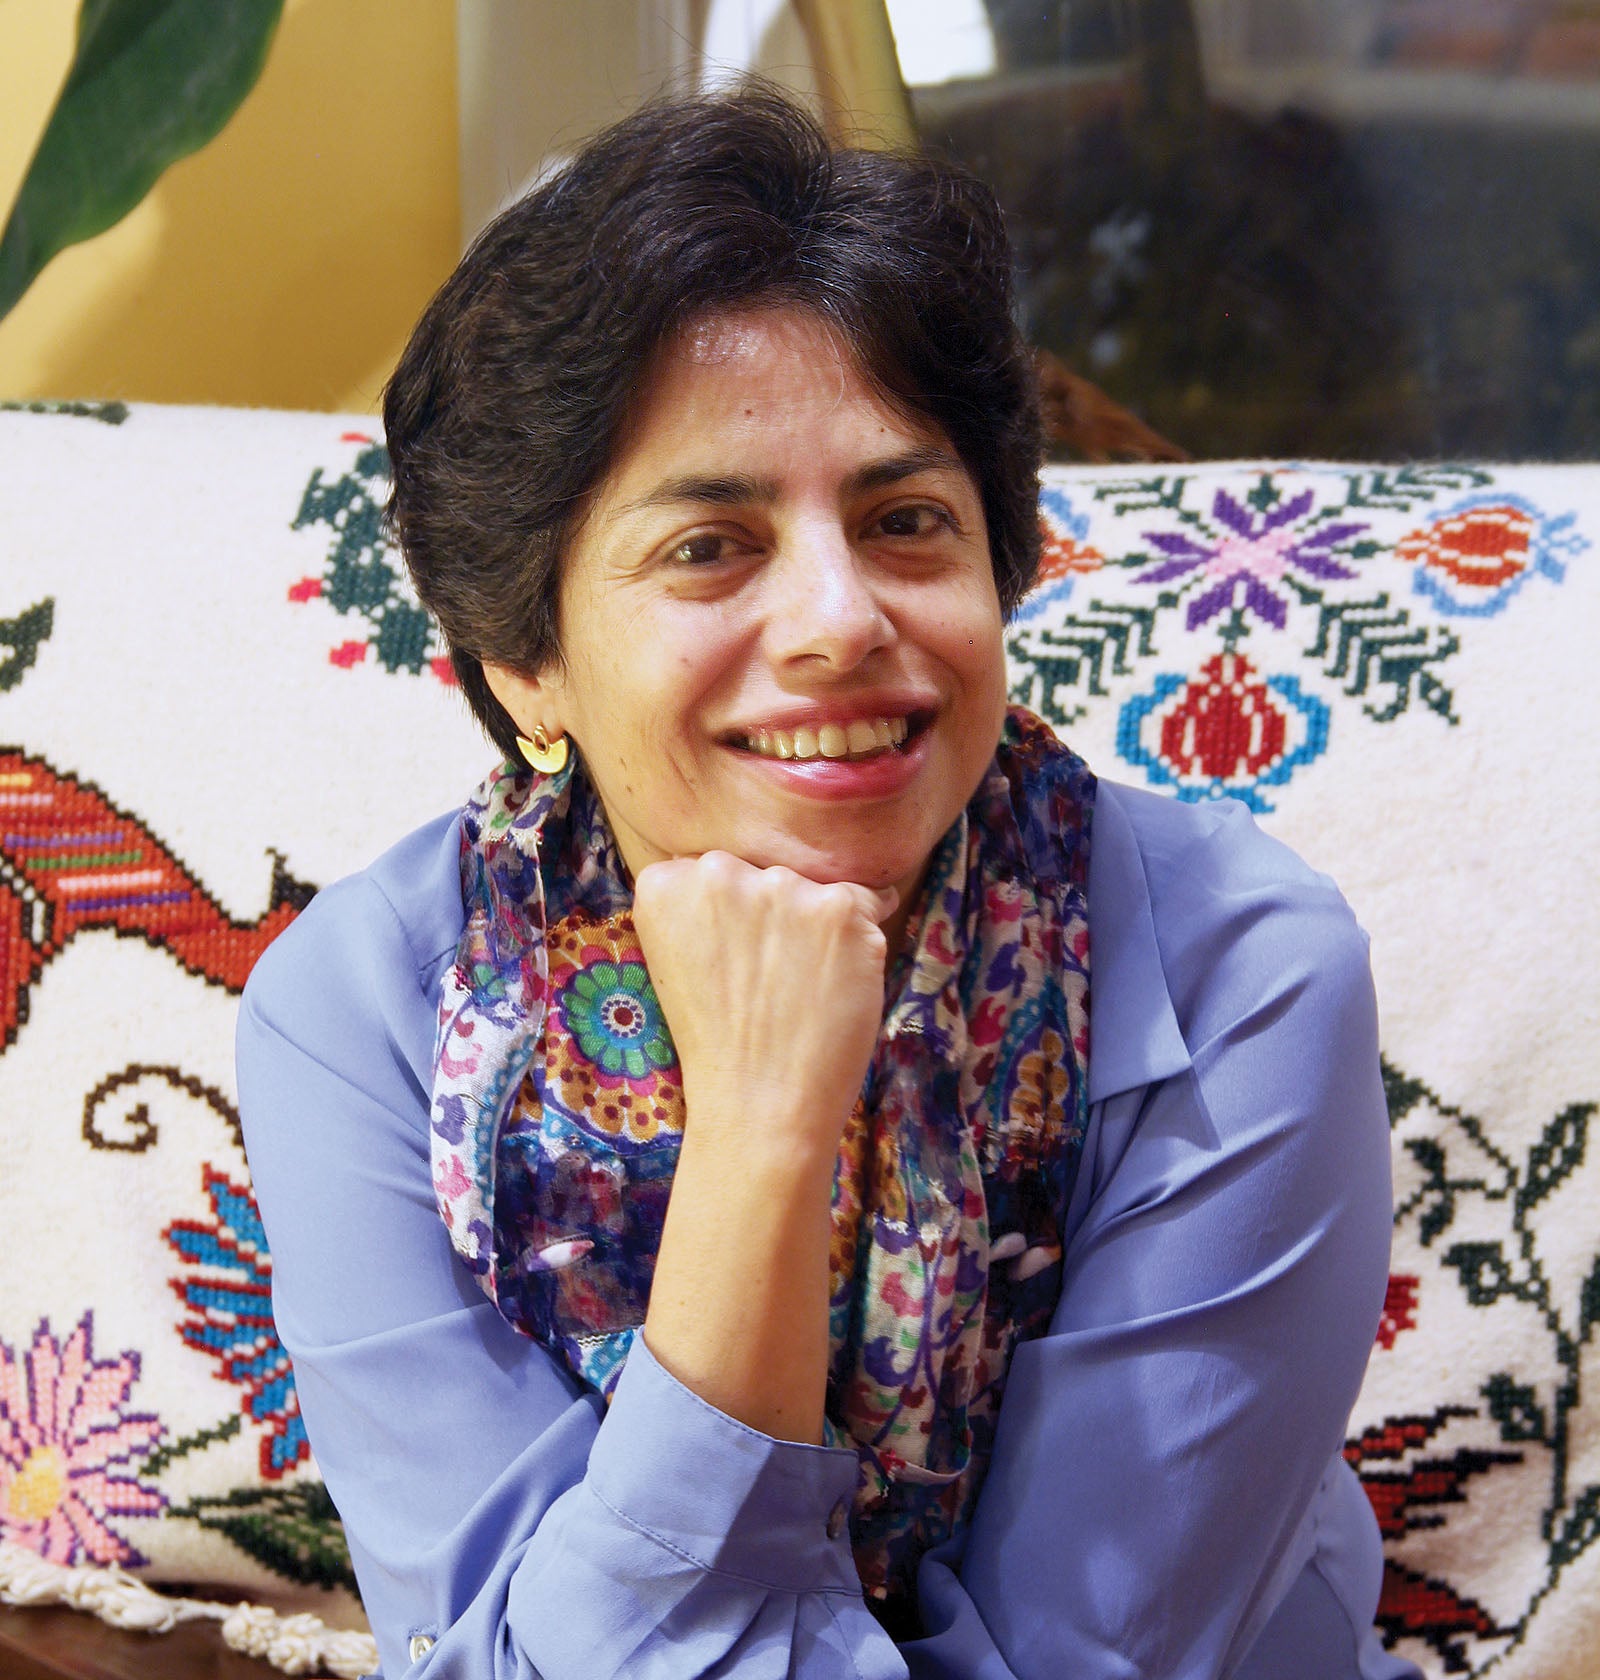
[1019,460,1600,1677]
[0,405,477,1637]
[0,1539,378,1676]
[0,405,1595,1676]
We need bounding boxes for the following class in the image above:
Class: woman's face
[486,307,1009,919]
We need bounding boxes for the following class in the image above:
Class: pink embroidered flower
[0,1315,166,1566]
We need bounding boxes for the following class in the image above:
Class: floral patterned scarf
[430,705,1093,1617]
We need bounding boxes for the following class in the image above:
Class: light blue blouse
[236,779,1421,1679]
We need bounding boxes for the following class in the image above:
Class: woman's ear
[481,661,565,743]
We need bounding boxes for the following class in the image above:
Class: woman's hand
[632,851,897,1163]
[631,852,897,1443]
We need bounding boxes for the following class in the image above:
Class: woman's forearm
[643,1113,838,1443]
[630,854,896,1446]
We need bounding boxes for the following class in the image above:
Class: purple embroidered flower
[164,1169,310,1479]
[1136,487,1367,630]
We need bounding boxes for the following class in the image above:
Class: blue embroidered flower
[560,961,675,1079]
[164,1169,309,1478]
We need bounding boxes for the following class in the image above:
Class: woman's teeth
[745,717,910,761]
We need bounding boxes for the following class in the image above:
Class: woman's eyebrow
[845,445,964,495]
[615,474,779,516]
[617,447,964,519]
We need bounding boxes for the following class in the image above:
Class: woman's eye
[873,504,949,539]
[667,532,737,567]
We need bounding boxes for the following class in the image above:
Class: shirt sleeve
[899,801,1395,1679]
[236,860,906,1680]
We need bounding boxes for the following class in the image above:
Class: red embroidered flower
[1395,492,1583,617]
[1397,503,1533,591]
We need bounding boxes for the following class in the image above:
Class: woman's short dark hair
[384,85,1042,762]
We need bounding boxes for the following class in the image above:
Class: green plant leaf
[137,1409,242,1478]
[0,0,284,321]
[1580,1252,1600,1338]
[1553,1485,1600,1568]
[1380,1056,1431,1127]
[1482,1373,1547,1444]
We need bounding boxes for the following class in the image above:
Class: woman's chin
[709,731,964,886]
[723,828,930,897]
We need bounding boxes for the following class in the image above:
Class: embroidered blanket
[0,403,1595,1678]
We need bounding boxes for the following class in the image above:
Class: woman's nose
[763,523,891,671]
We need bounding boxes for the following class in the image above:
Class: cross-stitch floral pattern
[1131,483,1367,631]
[3,401,1595,1675]
[0,1314,166,1567]
[1396,494,1585,618]
[1012,487,1106,624]
[1345,1408,1518,1662]
[1116,651,1330,811]
[164,1168,310,1479]
[1007,466,1587,812]
[289,433,453,682]
[1345,1064,1600,1674]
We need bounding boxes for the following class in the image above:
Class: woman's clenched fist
[632,852,897,1164]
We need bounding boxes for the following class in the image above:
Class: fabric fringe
[0,1540,379,1678]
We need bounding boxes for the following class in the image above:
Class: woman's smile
[483,305,1010,912]
[724,709,932,803]
[730,713,912,763]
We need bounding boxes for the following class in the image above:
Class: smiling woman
[483,308,1008,948]
[235,87,1419,1679]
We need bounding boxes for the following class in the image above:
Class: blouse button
[408,1632,436,1662]
[826,1497,848,1540]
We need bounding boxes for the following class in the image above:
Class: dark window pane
[896,0,1600,460]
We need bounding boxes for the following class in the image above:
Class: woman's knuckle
[820,881,857,916]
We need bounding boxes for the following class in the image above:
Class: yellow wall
[0,0,460,415]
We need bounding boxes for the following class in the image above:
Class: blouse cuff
[588,1332,865,1594]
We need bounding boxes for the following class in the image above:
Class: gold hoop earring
[516,725,570,775]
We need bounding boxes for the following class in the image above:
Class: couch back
[1,402,1596,1678]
